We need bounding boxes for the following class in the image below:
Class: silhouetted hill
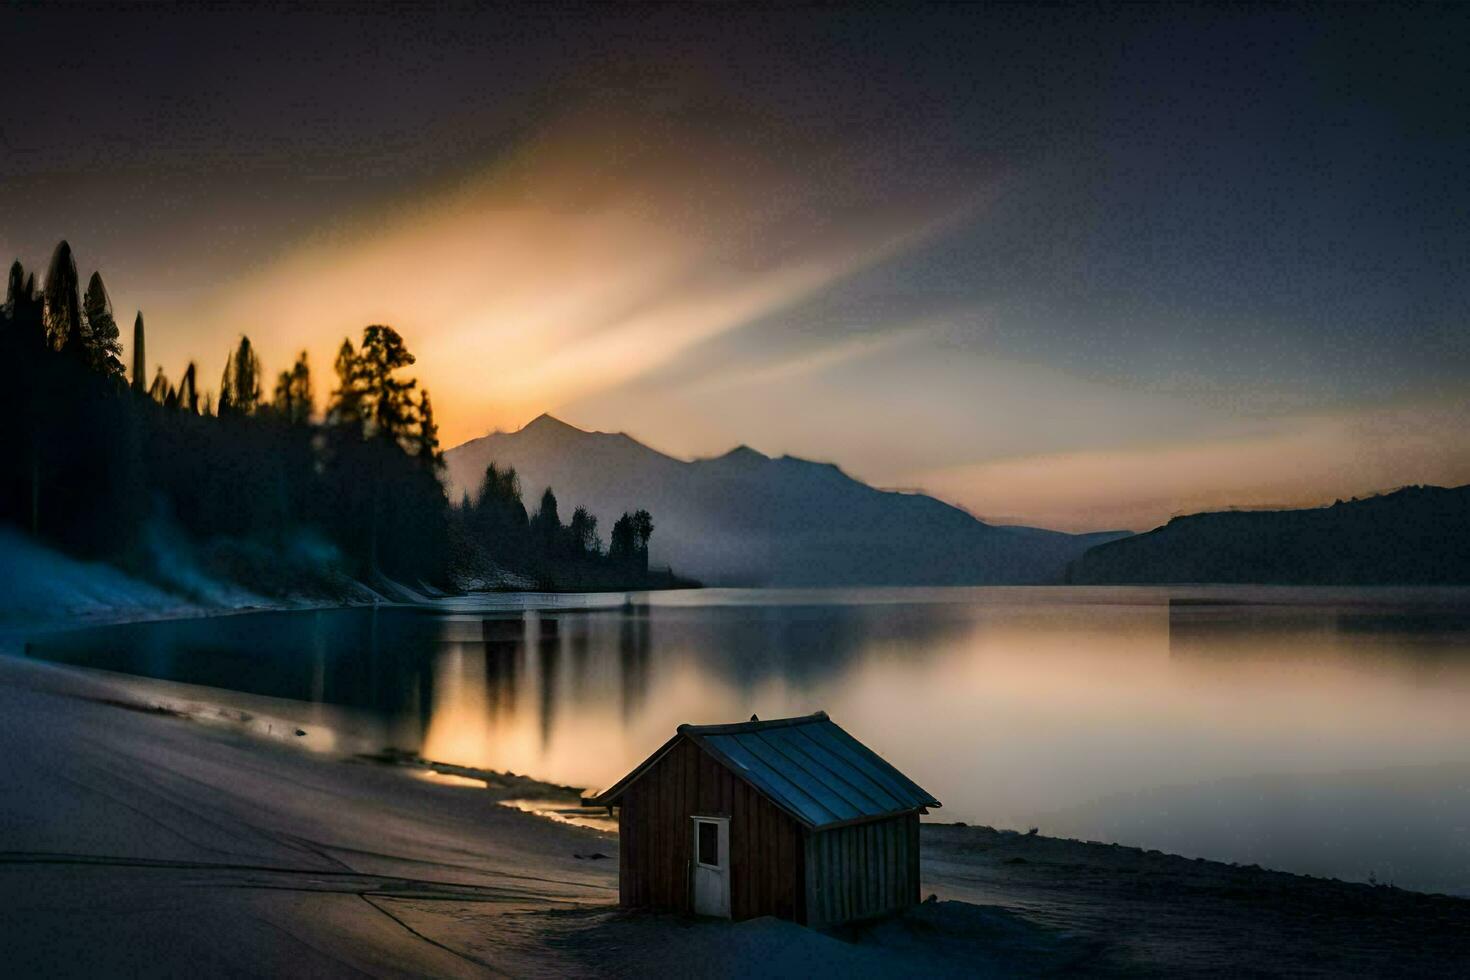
[445,415,1129,587]
[1065,485,1470,585]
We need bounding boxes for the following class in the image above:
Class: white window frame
[692,815,725,870]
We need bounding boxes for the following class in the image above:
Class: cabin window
[696,818,720,868]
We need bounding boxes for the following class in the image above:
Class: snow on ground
[921,824,1470,976]
[0,529,214,624]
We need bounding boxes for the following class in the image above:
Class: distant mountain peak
[522,413,581,435]
[716,444,769,464]
[443,417,1122,586]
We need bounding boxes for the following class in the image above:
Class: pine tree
[355,324,418,446]
[81,271,124,378]
[272,351,313,425]
[219,335,262,415]
[327,339,364,434]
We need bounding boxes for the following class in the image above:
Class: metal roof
[589,711,940,830]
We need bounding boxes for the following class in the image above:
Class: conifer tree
[219,335,262,415]
[327,339,364,434]
[610,513,636,561]
[533,486,561,553]
[355,324,418,446]
[4,262,44,351]
[569,506,599,554]
[43,240,82,353]
[4,261,21,317]
[81,271,124,378]
[149,365,172,404]
[272,351,313,425]
[416,388,440,466]
[632,509,654,572]
[178,362,199,413]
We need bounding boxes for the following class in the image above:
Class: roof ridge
[678,710,828,736]
[590,711,940,828]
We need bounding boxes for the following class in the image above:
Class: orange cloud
[146,108,982,447]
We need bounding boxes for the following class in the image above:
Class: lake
[25,586,1470,896]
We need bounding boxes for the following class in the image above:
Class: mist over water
[28,586,1470,895]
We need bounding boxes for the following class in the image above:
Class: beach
[2,625,1468,977]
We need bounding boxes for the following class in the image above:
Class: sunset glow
[6,5,1466,536]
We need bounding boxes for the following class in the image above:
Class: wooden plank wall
[617,736,806,921]
[803,813,920,928]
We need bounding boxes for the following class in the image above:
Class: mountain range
[1064,485,1470,585]
[444,415,1130,587]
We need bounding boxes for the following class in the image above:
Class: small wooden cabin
[588,711,940,927]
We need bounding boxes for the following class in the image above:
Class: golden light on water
[410,769,489,790]
[413,598,1470,830]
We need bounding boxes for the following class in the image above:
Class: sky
[3,4,1468,531]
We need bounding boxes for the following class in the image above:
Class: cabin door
[691,816,730,917]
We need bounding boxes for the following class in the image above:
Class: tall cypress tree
[4,262,44,351]
[416,388,440,466]
[533,486,561,554]
[4,260,21,316]
[148,365,172,404]
[131,312,146,394]
[43,240,82,353]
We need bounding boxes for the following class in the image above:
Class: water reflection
[24,586,1470,894]
[618,604,651,723]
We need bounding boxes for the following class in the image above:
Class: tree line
[452,463,657,585]
[0,240,671,596]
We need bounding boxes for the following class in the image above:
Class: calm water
[26,586,1470,895]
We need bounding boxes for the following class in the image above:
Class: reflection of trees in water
[35,601,979,758]
[470,606,655,743]
[434,607,653,746]
[619,602,652,723]
[567,613,591,694]
[650,603,971,695]
[481,616,525,718]
[350,607,439,747]
[537,614,560,748]
[498,601,967,737]
[430,601,969,741]
[343,608,442,744]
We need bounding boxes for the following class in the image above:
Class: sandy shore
[1,639,1467,977]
